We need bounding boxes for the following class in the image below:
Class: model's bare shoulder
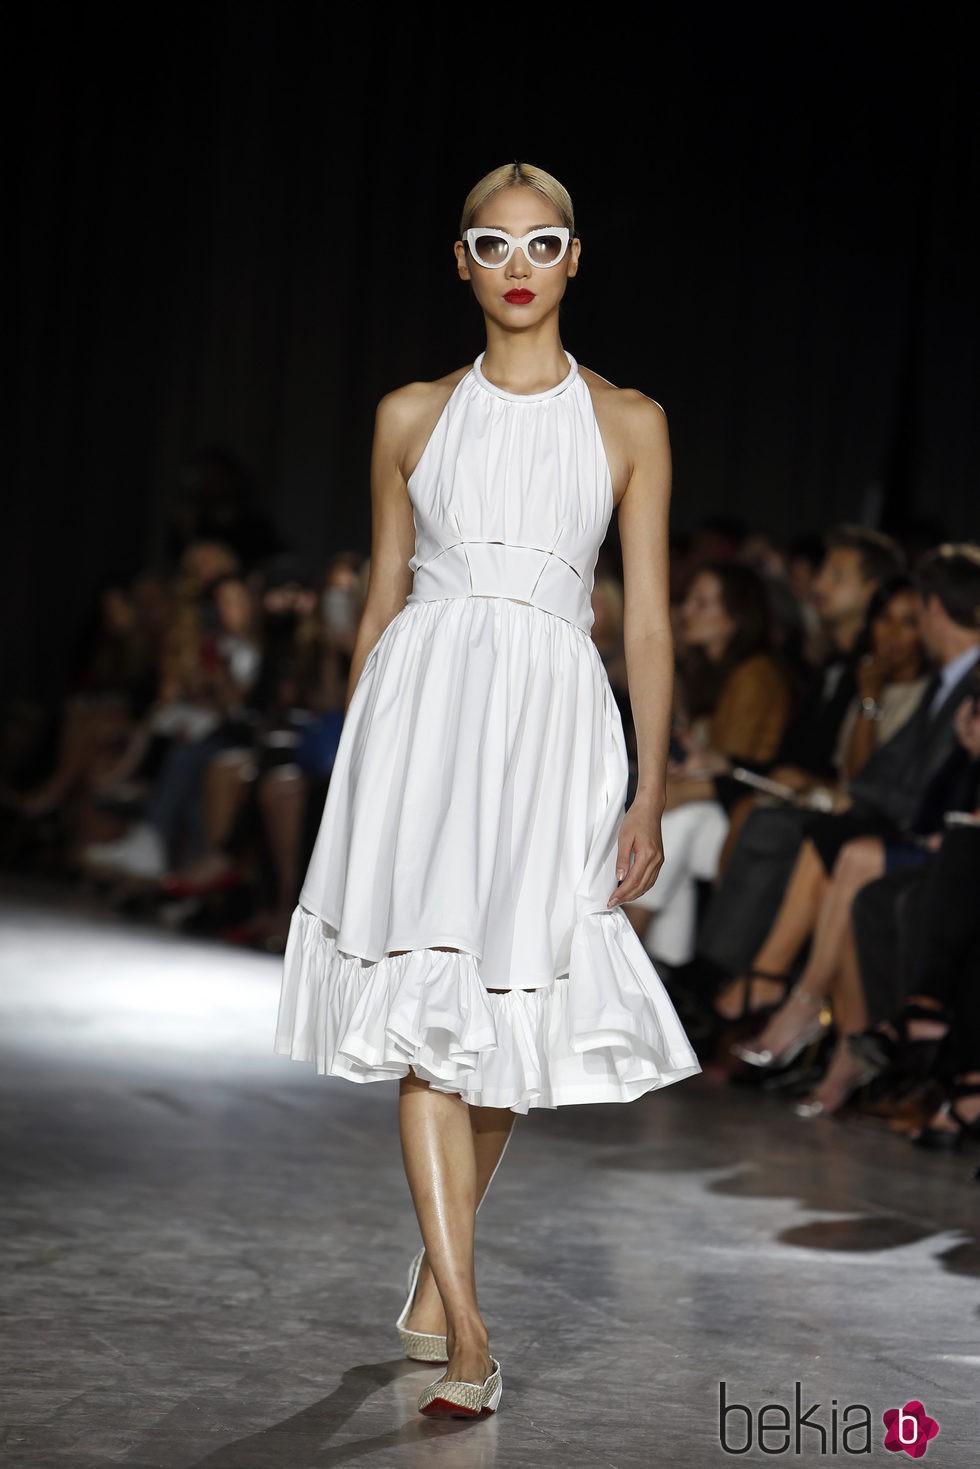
[375,366,471,480]
[579,365,667,423]
[579,367,668,504]
[376,365,469,426]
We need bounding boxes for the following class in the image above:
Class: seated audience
[846,812,980,1149]
[623,560,795,967]
[708,573,931,1032]
[673,525,908,1013]
[711,547,979,1099]
[8,572,173,847]
[155,551,361,950]
[730,692,979,1116]
[78,547,262,879]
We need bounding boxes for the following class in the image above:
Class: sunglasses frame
[463,225,572,270]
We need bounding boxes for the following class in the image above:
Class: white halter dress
[274,352,702,1113]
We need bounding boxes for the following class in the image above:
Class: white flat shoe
[417,1356,502,1417]
[395,1248,448,1362]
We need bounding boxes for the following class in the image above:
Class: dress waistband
[406,541,594,634]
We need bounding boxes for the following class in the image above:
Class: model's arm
[617,398,674,812]
[343,391,418,713]
[604,395,674,907]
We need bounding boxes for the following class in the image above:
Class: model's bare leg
[399,1069,493,1386]
[750,837,885,1056]
[406,1102,516,1337]
[714,838,828,1018]
[391,948,517,1377]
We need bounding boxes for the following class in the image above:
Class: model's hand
[608,797,665,907]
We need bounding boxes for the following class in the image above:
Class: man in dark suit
[687,542,980,1011]
[845,550,980,1028]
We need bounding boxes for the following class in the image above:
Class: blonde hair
[459,162,575,237]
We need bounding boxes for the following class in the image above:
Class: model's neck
[480,322,570,396]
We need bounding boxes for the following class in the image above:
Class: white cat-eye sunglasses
[463,226,572,269]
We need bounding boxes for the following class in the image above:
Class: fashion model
[274,162,702,1418]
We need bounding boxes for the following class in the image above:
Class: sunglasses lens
[527,232,565,265]
[470,233,510,266]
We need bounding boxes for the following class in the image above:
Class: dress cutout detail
[274,352,702,1113]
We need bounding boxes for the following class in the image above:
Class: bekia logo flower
[882,1399,940,1458]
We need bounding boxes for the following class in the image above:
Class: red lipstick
[504,289,535,305]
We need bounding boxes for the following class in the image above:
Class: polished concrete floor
[2,875,978,1468]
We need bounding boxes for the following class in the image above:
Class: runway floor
[2,875,978,1468]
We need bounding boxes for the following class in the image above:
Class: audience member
[78,562,264,879]
[710,546,979,1093]
[622,561,795,966]
[677,524,907,1008]
[706,573,931,1034]
[150,553,343,949]
[729,678,979,1115]
[10,571,173,841]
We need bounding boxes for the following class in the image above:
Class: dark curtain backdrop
[10,6,978,708]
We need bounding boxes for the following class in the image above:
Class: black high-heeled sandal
[710,968,794,1026]
[910,1078,980,1151]
[694,969,796,1065]
[846,1001,953,1080]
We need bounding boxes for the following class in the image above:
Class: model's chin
[479,295,564,328]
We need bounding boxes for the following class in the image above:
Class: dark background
[10,6,978,709]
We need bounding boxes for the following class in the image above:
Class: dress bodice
[405,352,614,635]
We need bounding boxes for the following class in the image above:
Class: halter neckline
[472,351,578,403]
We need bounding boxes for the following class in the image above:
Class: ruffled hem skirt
[275,596,702,1113]
[274,903,702,1115]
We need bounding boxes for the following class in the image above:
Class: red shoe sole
[418,1397,493,1418]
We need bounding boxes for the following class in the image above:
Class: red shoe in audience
[159,857,244,898]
